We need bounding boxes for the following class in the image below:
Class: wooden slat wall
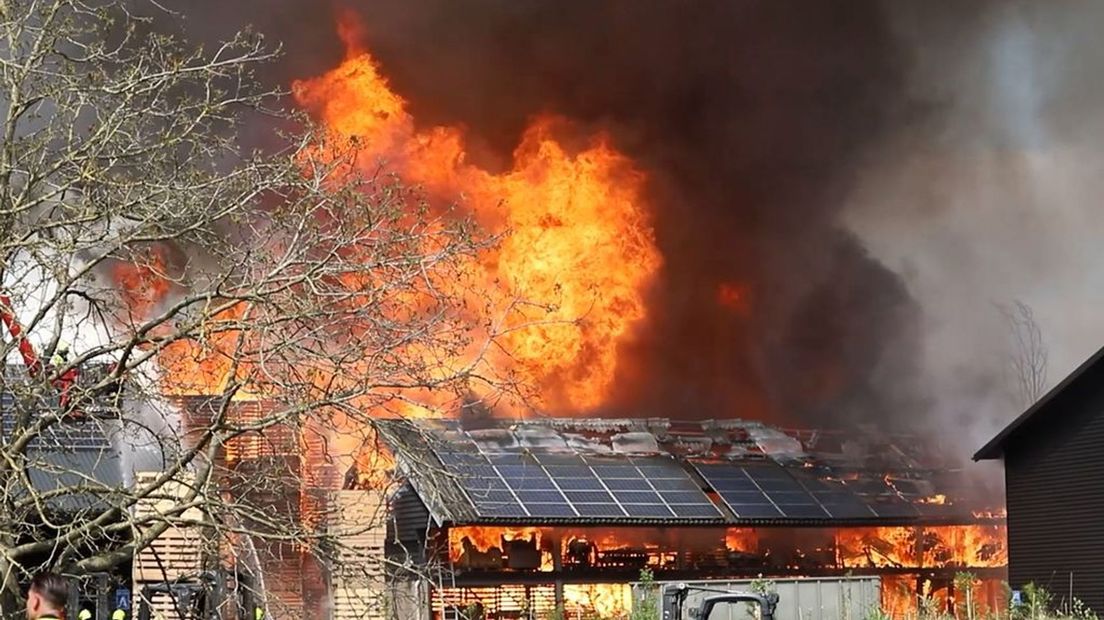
[330,490,389,620]
[133,472,206,581]
[132,472,208,620]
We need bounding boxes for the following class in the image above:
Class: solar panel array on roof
[385,419,976,525]
[693,461,953,521]
[434,442,723,522]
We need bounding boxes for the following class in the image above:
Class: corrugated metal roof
[1,369,125,512]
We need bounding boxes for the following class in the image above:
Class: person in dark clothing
[26,572,69,620]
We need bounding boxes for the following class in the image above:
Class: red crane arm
[0,293,44,378]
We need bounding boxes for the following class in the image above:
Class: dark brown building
[975,346,1104,614]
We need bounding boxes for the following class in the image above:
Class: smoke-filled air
[138,0,1104,465]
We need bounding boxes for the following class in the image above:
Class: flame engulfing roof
[375,418,996,527]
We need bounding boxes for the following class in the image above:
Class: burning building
[318,417,1005,619]
[132,400,1006,619]
[6,5,1024,618]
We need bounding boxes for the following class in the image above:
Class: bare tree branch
[998,299,1049,409]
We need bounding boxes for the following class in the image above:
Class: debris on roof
[374,418,995,528]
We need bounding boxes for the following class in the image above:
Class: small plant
[862,609,892,620]
[1066,598,1099,620]
[630,569,660,620]
[749,575,776,596]
[955,572,979,620]
[743,576,776,620]
[1018,582,1053,620]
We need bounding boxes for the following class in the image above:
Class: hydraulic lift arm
[0,292,81,411]
[0,293,44,377]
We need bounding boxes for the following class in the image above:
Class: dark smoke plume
[158,0,926,434]
[329,1,928,432]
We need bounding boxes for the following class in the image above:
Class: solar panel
[729,504,784,518]
[604,478,653,491]
[637,464,683,478]
[769,491,815,504]
[515,490,568,503]
[433,435,723,521]
[543,465,594,478]
[525,503,578,517]
[574,503,628,517]
[651,478,702,491]
[696,462,812,520]
[611,491,662,504]
[461,477,507,492]
[868,500,920,518]
[624,504,674,518]
[659,491,711,504]
[557,477,605,491]
[503,473,553,485]
[792,471,878,519]
[453,464,499,478]
[708,477,760,492]
[464,489,516,503]
[438,452,483,466]
[475,502,529,517]
[822,502,879,519]
[696,461,929,521]
[774,504,827,518]
[591,465,640,478]
[497,464,547,478]
[563,491,612,504]
[672,503,727,518]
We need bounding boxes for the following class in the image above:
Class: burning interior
[372,418,1007,619]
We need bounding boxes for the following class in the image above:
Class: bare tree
[0,1,505,615]
[999,300,1049,409]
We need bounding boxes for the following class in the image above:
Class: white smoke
[843,3,1104,462]
[3,232,184,482]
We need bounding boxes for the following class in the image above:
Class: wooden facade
[976,346,1104,613]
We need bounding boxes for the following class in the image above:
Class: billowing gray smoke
[154,1,1089,464]
[845,2,1104,461]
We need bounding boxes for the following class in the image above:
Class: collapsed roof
[376,418,994,528]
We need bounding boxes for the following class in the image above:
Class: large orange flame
[291,15,661,414]
[111,246,172,323]
[835,525,1007,569]
[563,583,632,619]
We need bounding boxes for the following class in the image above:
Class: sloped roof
[975,344,1104,461]
[377,417,994,527]
[1,368,125,512]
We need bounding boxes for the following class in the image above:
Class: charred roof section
[376,418,995,528]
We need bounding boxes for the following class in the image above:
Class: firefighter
[110,609,125,620]
[25,572,69,620]
[76,610,91,620]
[50,341,70,368]
[254,606,264,620]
